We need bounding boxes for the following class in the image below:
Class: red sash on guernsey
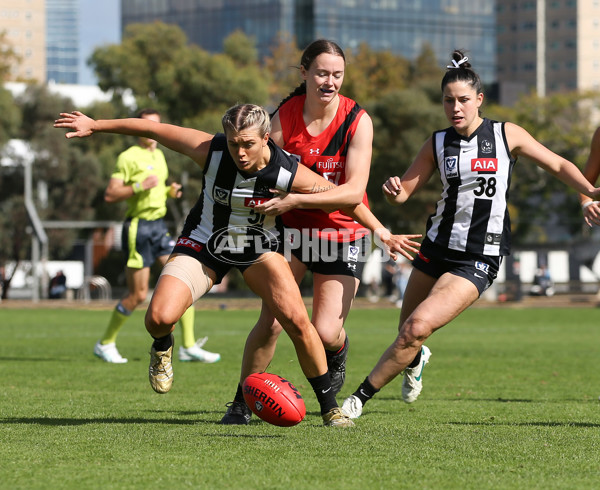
[278,94,370,243]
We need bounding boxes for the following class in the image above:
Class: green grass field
[1,304,599,489]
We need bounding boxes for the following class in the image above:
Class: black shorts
[122,217,175,269]
[412,239,501,296]
[285,231,370,279]
[171,235,282,284]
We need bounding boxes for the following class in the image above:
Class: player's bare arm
[579,127,600,226]
[54,111,213,169]
[505,122,600,199]
[262,114,372,214]
[255,163,337,215]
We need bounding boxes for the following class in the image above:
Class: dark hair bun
[447,50,471,70]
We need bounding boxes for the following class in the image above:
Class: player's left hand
[375,228,422,261]
[254,189,295,216]
[583,201,600,227]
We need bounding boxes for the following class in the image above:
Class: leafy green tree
[91,22,188,101]
[366,88,447,234]
[344,43,411,104]
[90,23,269,124]
[409,43,444,86]
[486,91,597,244]
[223,30,259,66]
[0,29,22,82]
[0,86,20,145]
[21,85,104,239]
[263,32,303,110]
[0,31,23,145]
[0,85,106,297]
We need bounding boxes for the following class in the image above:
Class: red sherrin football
[242,372,306,427]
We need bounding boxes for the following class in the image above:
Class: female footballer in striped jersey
[55,103,411,427]
[342,50,600,419]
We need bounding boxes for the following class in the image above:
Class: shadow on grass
[447,421,600,428]
[2,357,81,362]
[0,415,289,434]
[377,396,592,403]
[1,357,148,363]
[0,416,199,426]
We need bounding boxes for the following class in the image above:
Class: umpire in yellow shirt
[94,109,220,365]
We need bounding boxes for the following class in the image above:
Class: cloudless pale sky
[78,0,121,85]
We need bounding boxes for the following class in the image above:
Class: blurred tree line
[1,23,598,296]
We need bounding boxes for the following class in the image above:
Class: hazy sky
[78,0,121,85]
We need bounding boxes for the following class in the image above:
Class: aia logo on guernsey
[244,198,270,208]
[471,158,498,174]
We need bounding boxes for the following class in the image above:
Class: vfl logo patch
[444,156,458,178]
[472,158,498,174]
[480,139,494,154]
[348,246,359,262]
[475,261,490,274]
[213,186,231,205]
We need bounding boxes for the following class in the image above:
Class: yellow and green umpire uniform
[112,145,176,269]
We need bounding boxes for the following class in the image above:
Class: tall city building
[497,0,600,105]
[121,0,496,84]
[46,0,79,84]
[0,0,46,82]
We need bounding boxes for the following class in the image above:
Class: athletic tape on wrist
[582,201,595,210]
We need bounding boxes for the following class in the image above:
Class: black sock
[407,348,422,369]
[152,333,173,352]
[325,336,347,358]
[234,383,245,404]
[308,373,337,415]
[353,376,380,405]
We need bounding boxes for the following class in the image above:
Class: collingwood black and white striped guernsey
[180,134,298,255]
[426,118,516,256]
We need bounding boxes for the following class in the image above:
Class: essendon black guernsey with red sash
[427,118,516,256]
[178,134,297,257]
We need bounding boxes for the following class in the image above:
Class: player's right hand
[54,111,95,138]
[382,176,403,203]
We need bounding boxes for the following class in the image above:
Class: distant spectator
[530,264,554,297]
[382,258,398,298]
[49,270,67,299]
